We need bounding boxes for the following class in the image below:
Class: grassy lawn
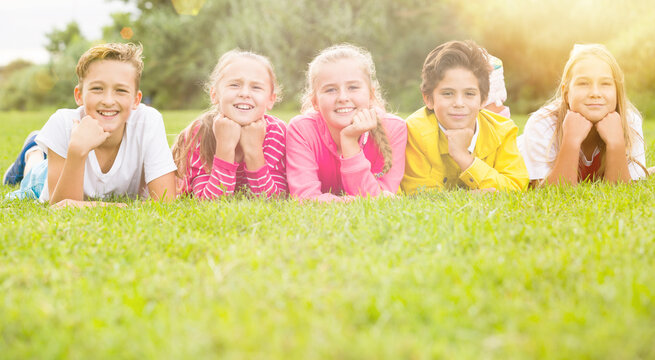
[1,109,655,359]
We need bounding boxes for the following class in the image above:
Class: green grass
[1,110,655,359]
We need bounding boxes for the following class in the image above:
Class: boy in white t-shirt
[4,43,176,207]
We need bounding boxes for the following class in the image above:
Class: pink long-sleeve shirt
[286,111,407,202]
[180,114,287,199]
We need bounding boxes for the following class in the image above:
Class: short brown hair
[76,43,144,90]
[420,40,491,104]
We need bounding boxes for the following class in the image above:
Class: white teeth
[235,104,253,110]
[99,111,118,116]
[336,108,354,113]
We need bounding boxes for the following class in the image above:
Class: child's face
[565,57,617,123]
[74,60,142,135]
[212,58,276,126]
[423,67,481,131]
[312,59,373,132]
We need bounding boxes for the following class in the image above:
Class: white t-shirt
[35,104,177,201]
[518,102,647,180]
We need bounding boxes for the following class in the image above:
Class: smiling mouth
[234,104,254,110]
[335,107,355,114]
[98,110,119,117]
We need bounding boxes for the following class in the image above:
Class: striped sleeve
[185,142,238,200]
[245,116,288,197]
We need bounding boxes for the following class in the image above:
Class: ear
[422,93,434,110]
[74,85,84,107]
[311,95,319,111]
[210,86,218,105]
[132,90,143,110]
[266,92,277,111]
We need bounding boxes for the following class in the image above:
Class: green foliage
[1,110,655,359]
[3,0,655,117]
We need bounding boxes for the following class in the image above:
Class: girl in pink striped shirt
[172,50,287,199]
[286,44,407,202]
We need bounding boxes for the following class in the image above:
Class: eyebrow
[320,79,364,88]
[438,87,479,91]
[573,76,614,81]
[87,80,132,88]
[224,77,266,86]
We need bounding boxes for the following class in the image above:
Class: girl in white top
[519,44,647,186]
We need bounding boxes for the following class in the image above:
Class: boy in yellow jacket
[401,40,528,193]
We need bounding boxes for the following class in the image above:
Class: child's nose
[238,86,250,97]
[454,94,465,106]
[590,83,602,96]
[101,92,116,105]
[337,88,348,101]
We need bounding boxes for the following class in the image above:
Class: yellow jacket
[401,107,528,194]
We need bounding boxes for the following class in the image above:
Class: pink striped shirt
[179,114,287,199]
[286,111,407,202]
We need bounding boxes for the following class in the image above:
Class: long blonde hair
[171,49,281,176]
[300,44,393,174]
[545,44,645,176]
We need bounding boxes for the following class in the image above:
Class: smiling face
[74,59,142,135]
[211,57,276,125]
[312,58,374,134]
[423,67,481,131]
[565,57,617,123]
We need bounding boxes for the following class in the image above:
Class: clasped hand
[213,114,266,160]
[563,110,624,147]
[69,115,111,157]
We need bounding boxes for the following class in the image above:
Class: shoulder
[130,104,164,124]
[527,102,558,126]
[405,107,436,134]
[626,106,643,129]
[264,114,287,134]
[47,107,82,124]
[287,112,321,134]
[479,109,518,134]
[380,113,406,133]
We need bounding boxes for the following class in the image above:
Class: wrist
[340,134,360,158]
[562,134,584,149]
[215,147,236,163]
[604,137,626,150]
[67,142,90,159]
[451,152,474,170]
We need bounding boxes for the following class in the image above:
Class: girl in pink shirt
[172,50,287,199]
[286,44,407,202]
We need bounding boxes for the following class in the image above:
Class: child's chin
[232,117,259,126]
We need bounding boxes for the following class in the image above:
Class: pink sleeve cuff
[339,150,370,174]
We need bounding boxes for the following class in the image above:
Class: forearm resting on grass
[147,171,177,202]
[48,148,87,204]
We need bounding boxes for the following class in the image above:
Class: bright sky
[0,0,139,66]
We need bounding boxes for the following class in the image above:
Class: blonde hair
[544,43,646,177]
[76,43,144,90]
[300,43,392,174]
[171,49,280,176]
